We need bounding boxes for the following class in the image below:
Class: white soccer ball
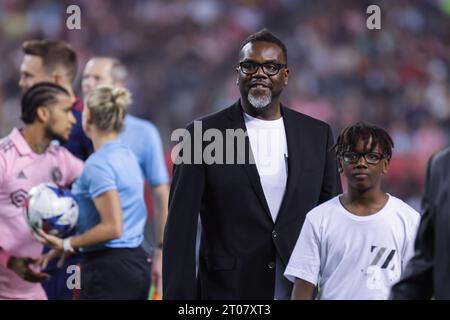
[25,183,79,238]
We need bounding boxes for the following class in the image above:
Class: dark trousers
[80,247,151,300]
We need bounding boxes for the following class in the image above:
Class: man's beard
[248,90,272,110]
[45,126,68,144]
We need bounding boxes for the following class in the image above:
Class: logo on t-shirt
[16,170,27,179]
[51,167,62,184]
[364,245,399,290]
[10,189,27,208]
[0,139,14,153]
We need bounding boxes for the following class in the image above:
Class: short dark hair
[21,82,70,124]
[333,122,394,160]
[22,40,78,82]
[239,28,288,63]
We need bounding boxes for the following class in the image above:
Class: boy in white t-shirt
[284,122,420,300]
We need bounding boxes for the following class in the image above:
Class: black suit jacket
[163,101,342,299]
[391,147,450,299]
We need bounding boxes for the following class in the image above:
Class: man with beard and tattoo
[163,29,342,300]
[18,39,92,300]
[0,83,83,299]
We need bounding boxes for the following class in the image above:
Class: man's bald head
[82,57,127,97]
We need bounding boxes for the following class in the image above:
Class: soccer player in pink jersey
[0,82,83,299]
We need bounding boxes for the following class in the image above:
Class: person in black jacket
[390,147,450,299]
[163,29,342,300]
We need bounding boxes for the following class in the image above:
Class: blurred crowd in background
[1,0,450,210]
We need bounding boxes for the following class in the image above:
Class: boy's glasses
[342,152,386,165]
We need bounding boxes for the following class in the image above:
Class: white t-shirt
[243,113,288,222]
[284,194,420,300]
[244,112,289,299]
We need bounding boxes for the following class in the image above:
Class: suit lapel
[275,106,302,224]
[226,101,272,221]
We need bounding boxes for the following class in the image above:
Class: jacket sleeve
[390,156,435,300]
[318,124,342,204]
[163,122,205,299]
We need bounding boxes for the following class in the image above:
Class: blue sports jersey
[72,139,147,251]
[119,115,169,187]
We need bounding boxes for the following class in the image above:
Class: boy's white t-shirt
[284,194,420,300]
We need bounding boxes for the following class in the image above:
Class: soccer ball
[24,183,79,238]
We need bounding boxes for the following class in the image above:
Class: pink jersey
[0,128,83,300]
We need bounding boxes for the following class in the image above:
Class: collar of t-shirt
[10,128,61,157]
[96,138,124,154]
[243,112,284,127]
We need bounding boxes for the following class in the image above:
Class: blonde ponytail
[85,85,132,132]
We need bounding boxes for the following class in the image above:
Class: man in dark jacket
[163,29,342,300]
[391,147,450,299]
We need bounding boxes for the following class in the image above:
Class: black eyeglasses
[238,61,287,76]
[341,152,386,165]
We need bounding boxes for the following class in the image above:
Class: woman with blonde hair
[38,86,150,299]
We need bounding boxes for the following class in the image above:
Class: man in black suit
[163,29,342,299]
[391,147,450,299]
